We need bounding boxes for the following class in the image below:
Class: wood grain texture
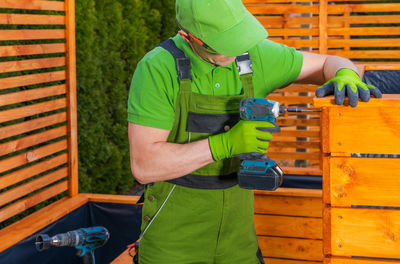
[0,44,65,57]
[0,180,68,223]
[0,112,66,140]
[322,103,400,155]
[254,193,322,217]
[0,57,65,74]
[0,0,64,11]
[0,139,67,174]
[326,257,400,264]
[329,157,400,207]
[0,167,67,207]
[86,194,140,204]
[0,98,66,123]
[0,84,66,107]
[0,71,66,90]
[0,30,65,41]
[0,125,67,156]
[267,259,322,264]
[255,214,322,239]
[0,194,88,252]
[65,0,78,197]
[111,248,133,264]
[0,153,67,189]
[0,14,64,25]
[259,236,323,261]
[330,208,400,258]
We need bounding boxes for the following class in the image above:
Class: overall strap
[236,52,254,98]
[159,39,192,87]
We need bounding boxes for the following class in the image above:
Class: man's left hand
[315,68,382,107]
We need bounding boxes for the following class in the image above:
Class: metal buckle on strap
[236,52,252,76]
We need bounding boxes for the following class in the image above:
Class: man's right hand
[208,120,275,161]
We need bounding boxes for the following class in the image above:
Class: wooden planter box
[315,95,400,263]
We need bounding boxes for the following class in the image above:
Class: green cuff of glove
[208,134,228,161]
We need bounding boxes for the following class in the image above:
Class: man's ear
[178,30,190,44]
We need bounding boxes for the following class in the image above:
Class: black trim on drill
[166,172,238,189]
[187,112,240,134]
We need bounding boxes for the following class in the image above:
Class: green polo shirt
[128,34,303,130]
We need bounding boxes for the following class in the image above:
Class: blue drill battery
[238,158,283,191]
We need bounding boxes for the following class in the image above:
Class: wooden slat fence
[243,0,400,176]
[0,0,77,235]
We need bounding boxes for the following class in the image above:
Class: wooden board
[267,259,322,264]
[325,257,400,264]
[254,190,322,217]
[328,157,400,207]
[315,95,400,155]
[255,214,322,239]
[259,236,323,261]
[328,208,400,258]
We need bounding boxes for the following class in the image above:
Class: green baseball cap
[176,0,268,57]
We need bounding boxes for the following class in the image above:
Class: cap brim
[205,11,268,57]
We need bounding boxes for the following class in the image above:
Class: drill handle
[81,251,95,264]
[256,125,281,133]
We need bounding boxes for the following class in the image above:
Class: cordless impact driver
[237,98,314,191]
[36,226,110,264]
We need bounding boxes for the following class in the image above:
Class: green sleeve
[127,48,178,130]
[253,39,303,97]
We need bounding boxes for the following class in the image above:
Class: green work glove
[315,68,382,107]
[208,120,275,161]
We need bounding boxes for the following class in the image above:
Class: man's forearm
[130,138,214,184]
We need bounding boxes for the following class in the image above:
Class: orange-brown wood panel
[268,259,322,264]
[0,14,65,25]
[0,194,88,252]
[255,214,322,239]
[246,4,319,15]
[0,44,65,57]
[328,39,400,48]
[329,157,400,207]
[328,27,400,36]
[0,167,67,207]
[0,180,68,223]
[328,15,400,26]
[0,84,66,107]
[270,140,320,149]
[267,95,315,105]
[0,98,67,123]
[325,257,400,264]
[0,71,66,90]
[282,167,322,176]
[0,0,65,11]
[111,248,132,264]
[254,193,322,217]
[0,125,67,156]
[0,139,67,174]
[259,236,323,261]
[281,85,318,93]
[87,194,140,204]
[0,57,66,74]
[0,112,67,140]
[0,30,65,41]
[327,3,400,13]
[65,0,78,196]
[329,208,400,259]
[277,130,320,138]
[328,50,400,59]
[0,153,68,189]
[268,151,320,161]
[277,118,320,127]
[315,96,400,155]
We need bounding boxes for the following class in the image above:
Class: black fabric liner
[363,70,400,94]
[187,112,240,134]
[0,202,142,264]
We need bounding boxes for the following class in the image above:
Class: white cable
[139,184,176,240]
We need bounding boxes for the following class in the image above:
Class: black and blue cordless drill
[36,226,110,264]
[238,98,314,191]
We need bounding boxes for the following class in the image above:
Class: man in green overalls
[127,0,382,263]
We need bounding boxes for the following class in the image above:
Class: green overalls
[138,39,263,264]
